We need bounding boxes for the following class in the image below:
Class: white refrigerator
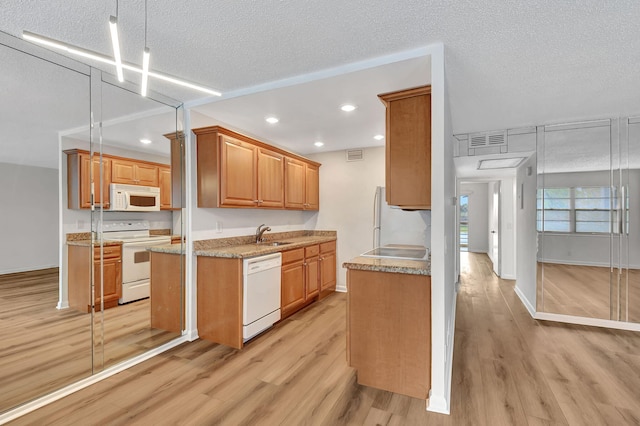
[373,186,431,248]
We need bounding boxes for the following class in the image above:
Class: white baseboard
[335,284,347,293]
[0,264,58,275]
[56,300,69,310]
[501,273,516,280]
[0,335,189,425]
[514,286,536,317]
[534,312,640,332]
[427,288,456,415]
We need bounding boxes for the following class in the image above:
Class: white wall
[459,182,488,253]
[515,155,538,315]
[0,162,59,274]
[305,147,385,291]
[427,43,456,415]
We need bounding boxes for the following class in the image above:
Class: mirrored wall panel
[0,36,93,412]
[537,118,639,324]
[0,32,185,415]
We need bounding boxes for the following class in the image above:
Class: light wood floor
[0,269,179,413]
[9,253,640,425]
[539,262,640,322]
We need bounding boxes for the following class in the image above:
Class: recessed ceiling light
[314,141,324,147]
[265,116,279,124]
[340,104,357,112]
[477,157,525,170]
[140,139,152,144]
[373,134,384,141]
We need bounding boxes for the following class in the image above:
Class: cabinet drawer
[304,244,319,258]
[320,241,336,254]
[94,245,121,260]
[282,248,304,265]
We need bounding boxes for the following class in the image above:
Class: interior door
[489,181,501,276]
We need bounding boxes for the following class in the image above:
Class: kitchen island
[343,255,431,400]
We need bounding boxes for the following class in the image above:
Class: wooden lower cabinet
[319,241,336,294]
[347,269,431,399]
[281,248,306,316]
[68,244,122,313]
[150,251,184,333]
[197,256,243,349]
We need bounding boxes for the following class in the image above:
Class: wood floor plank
[10,253,640,425]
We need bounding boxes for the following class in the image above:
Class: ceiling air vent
[346,149,364,162]
[469,131,507,148]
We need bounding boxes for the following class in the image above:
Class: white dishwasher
[243,252,282,341]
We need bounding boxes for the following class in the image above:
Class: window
[537,188,571,232]
[537,186,626,234]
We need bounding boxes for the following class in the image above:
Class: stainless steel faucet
[255,224,271,243]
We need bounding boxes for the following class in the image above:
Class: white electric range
[99,220,171,304]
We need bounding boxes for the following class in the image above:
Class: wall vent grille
[346,149,364,162]
[469,131,507,148]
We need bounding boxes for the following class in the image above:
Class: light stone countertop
[342,256,430,276]
[67,240,123,247]
[147,230,337,258]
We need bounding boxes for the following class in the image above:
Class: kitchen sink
[256,241,292,246]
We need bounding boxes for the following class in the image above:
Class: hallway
[10,253,640,425]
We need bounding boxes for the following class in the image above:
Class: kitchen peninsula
[343,254,431,399]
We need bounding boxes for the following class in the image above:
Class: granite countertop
[192,231,337,258]
[342,256,430,276]
[67,240,123,247]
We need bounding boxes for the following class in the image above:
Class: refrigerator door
[374,187,430,248]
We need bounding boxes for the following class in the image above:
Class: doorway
[459,195,469,252]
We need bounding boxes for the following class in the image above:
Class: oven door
[120,240,165,283]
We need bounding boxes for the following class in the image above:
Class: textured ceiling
[1,1,640,168]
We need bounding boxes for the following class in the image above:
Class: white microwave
[109,183,161,212]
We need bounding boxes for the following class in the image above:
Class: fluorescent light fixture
[341,104,357,112]
[314,141,324,147]
[477,157,525,170]
[22,30,222,97]
[140,139,152,144]
[141,47,150,97]
[109,16,124,82]
[265,116,279,124]
[373,134,384,140]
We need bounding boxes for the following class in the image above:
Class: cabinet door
[383,89,431,208]
[320,251,336,291]
[111,159,137,184]
[159,166,172,209]
[281,260,305,311]
[257,148,284,208]
[135,163,159,186]
[305,255,319,299]
[284,157,305,209]
[93,258,121,310]
[304,163,320,210]
[219,135,258,207]
[80,154,111,208]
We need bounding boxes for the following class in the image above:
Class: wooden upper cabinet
[65,149,169,210]
[257,148,284,208]
[220,135,258,207]
[193,125,320,210]
[159,166,172,209]
[304,163,320,211]
[66,150,111,210]
[112,158,159,187]
[284,157,305,209]
[378,85,431,210]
